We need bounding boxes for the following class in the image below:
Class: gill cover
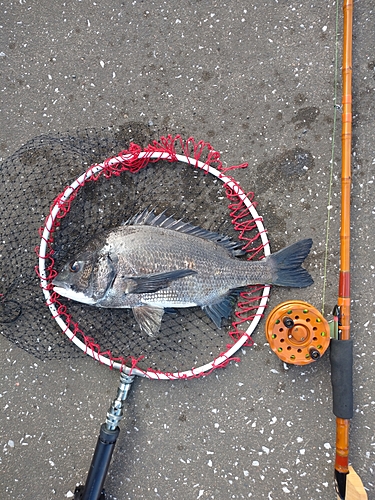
[53,250,116,304]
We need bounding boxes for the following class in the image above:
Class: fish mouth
[52,284,96,305]
[51,276,65,288]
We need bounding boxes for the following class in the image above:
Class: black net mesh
[0,127,266,374]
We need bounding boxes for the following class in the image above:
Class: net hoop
[38,150,270,379]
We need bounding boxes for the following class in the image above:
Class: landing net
[1,130,270,379]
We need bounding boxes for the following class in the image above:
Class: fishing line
[321,0,340,314]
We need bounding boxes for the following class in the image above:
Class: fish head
[52,246,116,305]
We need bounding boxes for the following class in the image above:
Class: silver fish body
[53,209,313,336]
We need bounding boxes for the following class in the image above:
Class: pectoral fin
[122,269,197,295]
[132,305,165,336]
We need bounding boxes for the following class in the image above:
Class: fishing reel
[265,301,331,365]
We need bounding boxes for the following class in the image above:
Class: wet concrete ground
[1,1,374,499]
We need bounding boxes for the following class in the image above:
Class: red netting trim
[144,135,248,172]
[35,136,268,376]
[126,351,242,379]
[221,186,268,346]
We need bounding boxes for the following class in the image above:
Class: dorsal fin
[125,208,245,257]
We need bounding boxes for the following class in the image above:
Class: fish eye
[69,261,81,273]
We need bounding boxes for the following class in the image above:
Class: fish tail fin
[268,238,313,288]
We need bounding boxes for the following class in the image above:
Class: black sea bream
[52,209,313,336]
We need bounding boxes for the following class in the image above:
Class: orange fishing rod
[331,2,366,498]
[265,2,367,496]
[333,0,353,494]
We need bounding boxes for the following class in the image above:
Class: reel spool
[265,301,330,365]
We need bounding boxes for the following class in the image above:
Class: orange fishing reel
[265,301,331,365]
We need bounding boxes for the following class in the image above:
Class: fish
[52,209,313,336]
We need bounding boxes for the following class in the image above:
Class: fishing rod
[331,1,367,498]
[266,2,367,498]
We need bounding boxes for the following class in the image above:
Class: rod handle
[330,339,353,419]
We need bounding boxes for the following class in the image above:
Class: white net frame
[38,149,270,379]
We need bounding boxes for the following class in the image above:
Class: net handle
[38,151,270,379]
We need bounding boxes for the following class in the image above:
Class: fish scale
[107,226,263,303]
[52,209,313,336]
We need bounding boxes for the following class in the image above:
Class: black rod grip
[330,339,353,419]
[77,424,120,500]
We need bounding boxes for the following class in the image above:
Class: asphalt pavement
[1,1,374,499]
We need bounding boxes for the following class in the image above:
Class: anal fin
[201,292,239,328]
